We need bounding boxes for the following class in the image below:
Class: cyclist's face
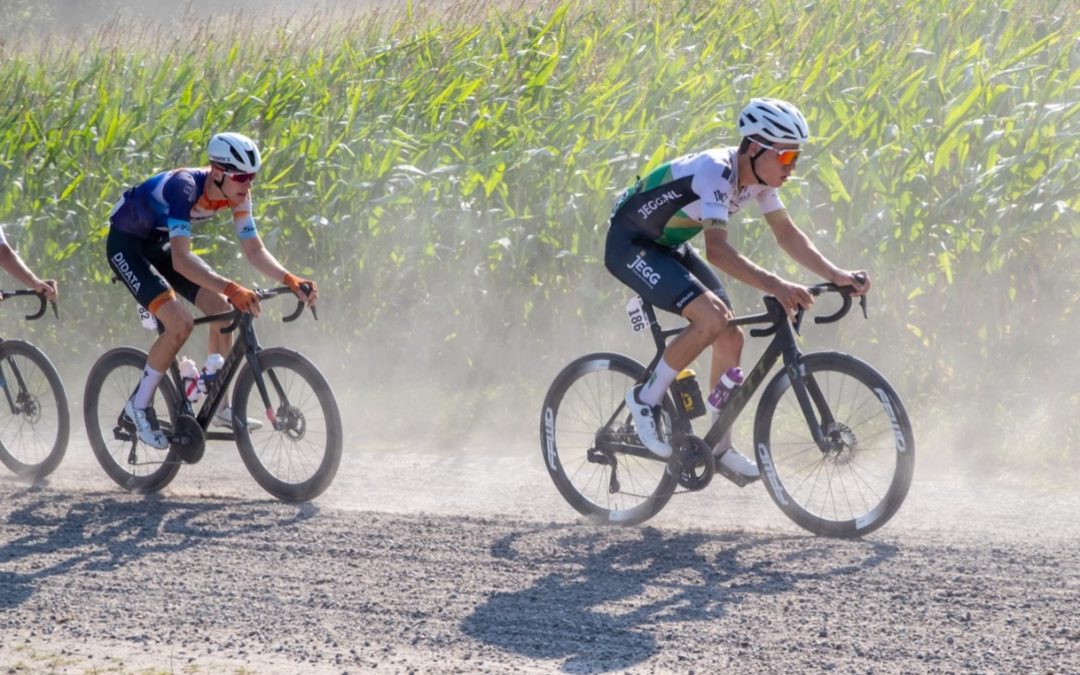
[211,165,254,203]
[754,141,801,187]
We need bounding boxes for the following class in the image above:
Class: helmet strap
[749,147,768,185]
[208,163,227,194]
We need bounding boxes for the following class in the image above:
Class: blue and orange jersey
[108,168,258,242]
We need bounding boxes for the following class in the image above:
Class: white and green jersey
[611,147,784,247]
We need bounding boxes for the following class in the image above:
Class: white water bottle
[179,357,203,402]
[706,366,744,413]
[199,353,226,395]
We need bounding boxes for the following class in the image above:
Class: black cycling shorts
[604,222,731,315]
[106,228,201,313]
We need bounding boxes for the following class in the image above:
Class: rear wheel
[0,340,70,481]
[754,352,914,538]
[540,353,681,526]
[231,348,342,502]
[84,347,182,493]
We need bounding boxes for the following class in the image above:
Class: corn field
[1,0,1078,458]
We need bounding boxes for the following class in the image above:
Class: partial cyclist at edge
[605,97,870,485]
[107,132,318,449]
[0,225,58,303]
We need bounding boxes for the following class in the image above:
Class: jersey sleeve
[232,196,258,240]
[755,188,785,215]
[692,158,733,224]
[162,171,199,238]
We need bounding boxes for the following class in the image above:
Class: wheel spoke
[758,355,914,537]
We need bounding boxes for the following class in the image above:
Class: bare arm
[239,236,318,306]
[703,225,787,296]
[169,236,233,294]
[0,244,57,300]
[239,236,290,282]
[765,209,871,295]
[702,222,813,317]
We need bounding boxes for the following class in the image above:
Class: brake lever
[792,306,806,336]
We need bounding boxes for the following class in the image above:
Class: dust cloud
[4,0,1077,520]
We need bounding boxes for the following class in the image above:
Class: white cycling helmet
[208,132,261,173]
[737,98,809,144]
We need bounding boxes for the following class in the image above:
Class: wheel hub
[277,405,306,440]
[16,392,41,423]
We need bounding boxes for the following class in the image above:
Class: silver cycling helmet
[208,132,262,173]
[737,98,809,144]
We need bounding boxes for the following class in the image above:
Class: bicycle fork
[244,350,295,433]
[0,357,33,417]
[785,358,839,455]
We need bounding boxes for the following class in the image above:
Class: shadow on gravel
[463,524,897,673]
[0,485,317,610]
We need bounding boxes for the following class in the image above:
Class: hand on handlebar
[283,273,318,307]
[832,270,871,296]
[32,280,57,301]
[224,281,262,317]
[774,281,814,321]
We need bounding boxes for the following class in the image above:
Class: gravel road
[2,435,1078,674]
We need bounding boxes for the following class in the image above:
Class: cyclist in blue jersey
[605,98,870,484]
[107,132,317,448]
[0,227,58,302]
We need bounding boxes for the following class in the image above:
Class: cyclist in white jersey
[0,227,58,302]
[605,98,870,483]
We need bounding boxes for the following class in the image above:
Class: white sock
[133,365,163,409]
[639,358,679,407]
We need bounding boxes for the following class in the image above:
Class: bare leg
[147,299,194,372]
[709,322,745,451]
[194,287,233,358]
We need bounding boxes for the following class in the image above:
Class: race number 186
[626,296,647,333]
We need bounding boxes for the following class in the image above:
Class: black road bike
[541,282,914,537]
[83,287,342,502]
[0,290,68,481]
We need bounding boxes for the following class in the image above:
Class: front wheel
[754,352,915,538]
[83,347,182,493]
[231,348,342,502]
[0,340,70,481]
[540,352,682,526]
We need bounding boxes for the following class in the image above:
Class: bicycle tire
[754,351,915,538]
[83,347,182,493]
[541,352,682,526]
[0,339,70,481]
[231,347,342,502]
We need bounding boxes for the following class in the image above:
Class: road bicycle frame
[157,286,312,443]
[0,290,55,416]
[608,284,865,461]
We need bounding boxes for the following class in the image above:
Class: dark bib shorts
[604,222,731,315]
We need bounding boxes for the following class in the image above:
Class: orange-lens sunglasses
[755,140,801,166]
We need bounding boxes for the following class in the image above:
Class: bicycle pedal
[116,412,135,432]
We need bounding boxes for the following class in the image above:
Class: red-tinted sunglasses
[225,172,257,184]
[755,140,802,166]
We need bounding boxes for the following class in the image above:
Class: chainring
[672,433,714,491]
[170,414,206,464]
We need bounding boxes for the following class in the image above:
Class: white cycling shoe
[625,385,672,459]
[713,446,761,487]
[123,399,169,450]
[214,405,264,431]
